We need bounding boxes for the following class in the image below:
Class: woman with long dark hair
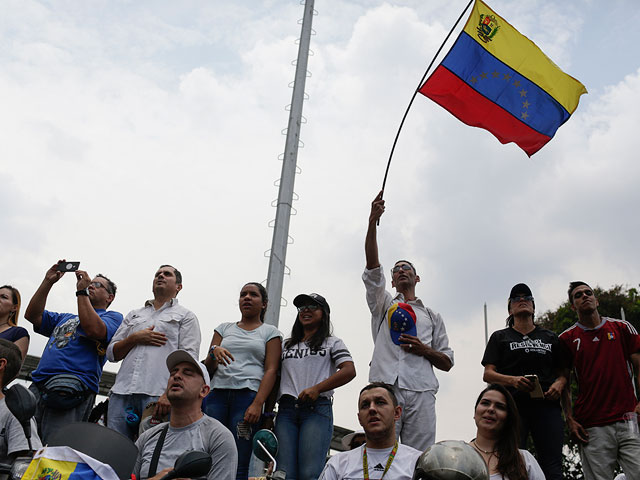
[481,283,566,480]
[202,282,282,480]
[471,384,544,480]
[274,293,356,480]
[0,285,29,359]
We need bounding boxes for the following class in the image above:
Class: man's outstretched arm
[365,190,385,270]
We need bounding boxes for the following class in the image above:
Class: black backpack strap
[148,423,169,478]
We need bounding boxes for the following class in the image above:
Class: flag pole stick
[380,0,475,194]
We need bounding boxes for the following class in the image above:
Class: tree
[536,283,640,479]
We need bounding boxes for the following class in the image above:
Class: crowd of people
[0,191,638,480]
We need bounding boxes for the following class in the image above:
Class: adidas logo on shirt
[593,337,600,342]
[373,463,384,472]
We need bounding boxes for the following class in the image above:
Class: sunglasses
[297,305,322,313]
[510,295,534,302]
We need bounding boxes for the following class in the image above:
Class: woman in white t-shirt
[202,282,283,480]
[274,293,356,480]
[470,384,545,480]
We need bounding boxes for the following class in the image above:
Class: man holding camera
[24,260,123,442]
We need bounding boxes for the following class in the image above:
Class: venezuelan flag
[420,0,587,156]
[21,446,119,480]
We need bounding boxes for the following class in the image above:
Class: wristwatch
[76,288,89,297]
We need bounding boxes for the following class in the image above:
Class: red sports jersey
[560,317,640,427]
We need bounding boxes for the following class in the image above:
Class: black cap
[293,293,330,315]
[509,283,532,299]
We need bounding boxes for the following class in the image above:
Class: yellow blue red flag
[420,0,587,156]
[21,446,119,480]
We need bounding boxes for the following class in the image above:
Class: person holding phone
[481,283,567,480]
[24,260,123,442]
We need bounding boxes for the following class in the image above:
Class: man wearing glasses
[24,260,123,442]
[363,192,454,450]
[106,265,201,439]
[560,281,640,480]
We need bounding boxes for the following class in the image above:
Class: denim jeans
[107,392,160,440]
[204,388,257,480]
[516,396,563,480]
[274,396,333,480]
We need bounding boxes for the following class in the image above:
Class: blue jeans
[516,397,563,480]
[107,393,160,440]
[204,388,257,480]
[274,396,333,480]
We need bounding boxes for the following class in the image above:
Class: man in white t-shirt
[319,383,421,480]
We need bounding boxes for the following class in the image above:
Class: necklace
[362,441,398,480]
[472,440,496,455]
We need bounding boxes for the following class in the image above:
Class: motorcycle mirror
[159,451,212,480]
[252,429,278,463]
[4,385,36,450]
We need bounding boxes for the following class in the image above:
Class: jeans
[29,381,96,444]
[274,396,333,480]
[515,396,563,480]
[107,392,160,440]
[204,388,257,480]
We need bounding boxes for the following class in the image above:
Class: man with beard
[25,260,123,442]
[134,350,237,480]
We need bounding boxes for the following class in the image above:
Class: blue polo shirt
[31,309,123,392]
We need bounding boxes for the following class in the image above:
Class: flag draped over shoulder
[21,446,120,480]
[419,0,587,156]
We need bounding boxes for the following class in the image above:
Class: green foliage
[536,283,640,479]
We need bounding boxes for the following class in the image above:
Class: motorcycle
[252,429,285,480]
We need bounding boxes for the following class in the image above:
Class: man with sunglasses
[363,192,454,451]
[560,281,640,480]
[24,260,123,442]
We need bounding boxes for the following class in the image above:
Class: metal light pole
[264,0,315,327]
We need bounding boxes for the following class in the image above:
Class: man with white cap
[133,350,237,480]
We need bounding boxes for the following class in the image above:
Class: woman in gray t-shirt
[202,282,282,480]
[274,292,356,480]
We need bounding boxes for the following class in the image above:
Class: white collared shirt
[107,298,201,396]
[362,266,454,392]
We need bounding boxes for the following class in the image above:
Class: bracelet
[208,345,217,358]
[76,288,89,297]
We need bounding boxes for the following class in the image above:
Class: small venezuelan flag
[420,0,587,156]
[21,446,119,480]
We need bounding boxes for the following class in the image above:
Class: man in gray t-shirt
[134,350,237,480]
[0,339,42,463]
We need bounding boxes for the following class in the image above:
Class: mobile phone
[525,374,544,399]
[57,261,80,272]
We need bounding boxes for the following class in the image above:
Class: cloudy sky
[2,0,639,443]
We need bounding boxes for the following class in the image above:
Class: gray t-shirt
[213,322,282,391]
[134,415,237,480]
[279,336,353,400]
[0,398,42,463]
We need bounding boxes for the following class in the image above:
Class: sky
[2,0,639,445]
